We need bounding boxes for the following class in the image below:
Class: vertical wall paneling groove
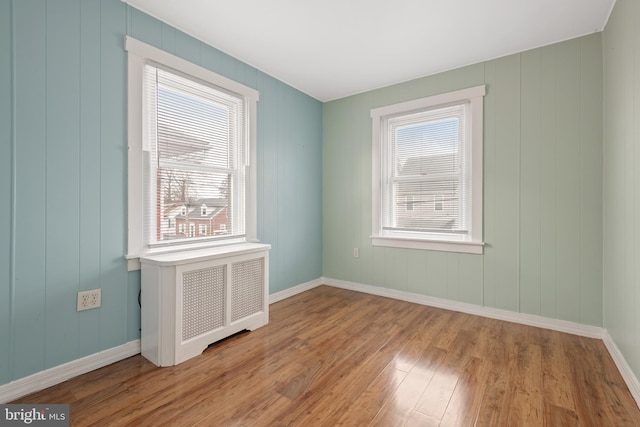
[322,97,346,281]
[276,81,288,291]
[45,0,81,369]
[277,85,292,290]
[555,39,582,323]
[519,49,542,316]
[539,45,558,320]
[493,54,521,312]
[482,61,496,309]
[579,35,603,325]
[161,24,176,55]
[635,0,640,381]
[457,68,484,307]
[174,30,200,66]
[459,64,485,307]
[128,6,161,48]
[348,97,360,284]
[0,0,14,386]
[323,34,603,327]
[1,0,322,388]
[79,0,103,358]
[604,0,640,383]
[9,0,16,385]
[98,0,127,350]
[13,0,48,380]
[259,75,280,290]
[406,249,427,297]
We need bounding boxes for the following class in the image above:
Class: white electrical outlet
[77,289,101,311]
[353,248,359,258]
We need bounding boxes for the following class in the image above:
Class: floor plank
[368,346,447,427]
[10,286,640,426]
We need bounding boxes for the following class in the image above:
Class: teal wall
[0,0,322,386]
[603,0,640,384]
[323,34,603,327]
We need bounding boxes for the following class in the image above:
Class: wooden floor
[12,286,640,426]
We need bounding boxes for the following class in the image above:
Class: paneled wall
[603,0,640,383]
[323,34,603,326]
[0,0,322,386]
[0,0,12,387]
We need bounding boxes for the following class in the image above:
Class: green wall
[0,0,322,387]
[603,0,640,383]
[323,34,603,327]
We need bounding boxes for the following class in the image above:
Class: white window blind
[383,103,469,234]
[143,65,247,247]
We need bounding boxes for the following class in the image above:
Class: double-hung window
[371,86,485,254]
[125,37,259,268]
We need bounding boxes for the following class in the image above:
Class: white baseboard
[0,340,141,403]
[602,332,640,408]
[322,277,603,338]
[269,277,323,304]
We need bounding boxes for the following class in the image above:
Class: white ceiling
[123,0,615,102]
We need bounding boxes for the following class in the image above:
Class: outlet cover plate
[77,289,101,311]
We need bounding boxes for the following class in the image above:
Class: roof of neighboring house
[158,124,217,160]
[175,198,227,220]
[400,153,457,176]
[396,154,459,195]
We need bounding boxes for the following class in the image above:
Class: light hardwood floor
[12,286,640,426]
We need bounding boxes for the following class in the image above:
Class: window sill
[125,238,260,271]
[371,236,484,254]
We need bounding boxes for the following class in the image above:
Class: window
[126,37,259,266]
[371,85,485,254]
[200,224,207,235]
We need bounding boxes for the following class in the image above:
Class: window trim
[125,37,259,270]
[370,85,485,254]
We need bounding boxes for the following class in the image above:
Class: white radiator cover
[140,243,270,366]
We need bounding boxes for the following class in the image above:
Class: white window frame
[371,85,485,254]
[125,37,259,270]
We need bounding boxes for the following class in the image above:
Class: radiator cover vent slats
[231,258,264,322]
[182,265,226,341]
